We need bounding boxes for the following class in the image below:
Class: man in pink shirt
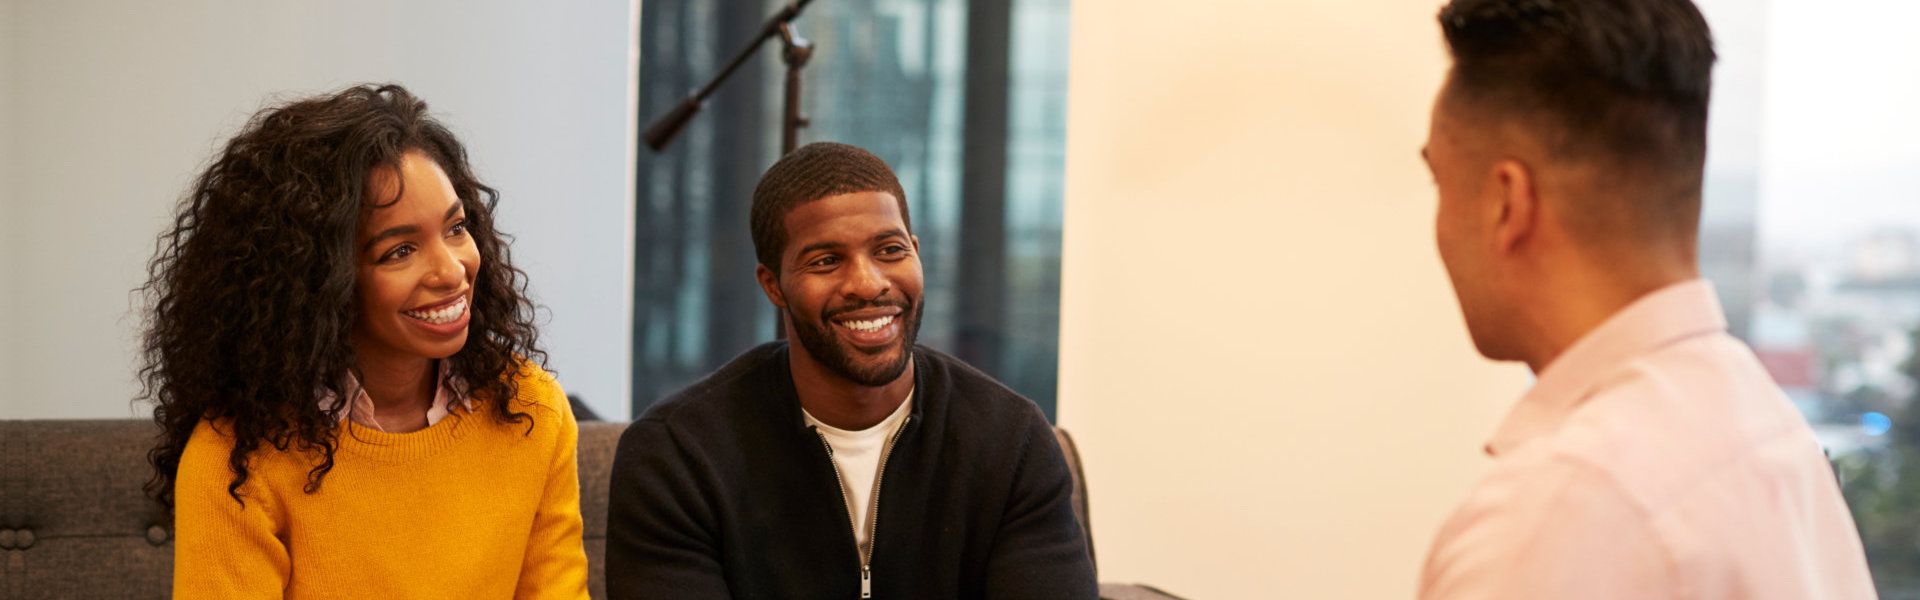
[1417,0,1877,597]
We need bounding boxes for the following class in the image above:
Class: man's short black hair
[750,142,911,271]
[1440,0,1716,180]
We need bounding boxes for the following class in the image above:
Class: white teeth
[839,315,894,333]
[404,296,467,325]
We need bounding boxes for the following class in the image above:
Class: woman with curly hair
[140,84,589,599]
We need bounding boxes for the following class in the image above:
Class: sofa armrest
[1051,427,1094,568]
[1100,582,1189,600]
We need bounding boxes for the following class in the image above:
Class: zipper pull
[861,565,872,599]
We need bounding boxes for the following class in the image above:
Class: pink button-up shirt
[1419,280,1877,599]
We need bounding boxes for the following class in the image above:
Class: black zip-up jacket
[606,342,1098,599]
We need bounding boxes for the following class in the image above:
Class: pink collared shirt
[318,360,472,432]
[1419,280,1877,599]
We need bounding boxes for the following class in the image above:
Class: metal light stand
[640,0,817,340]
[778,23,813,155]
[641,0,817,154]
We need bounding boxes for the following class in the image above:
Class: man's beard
[788,297,922,386]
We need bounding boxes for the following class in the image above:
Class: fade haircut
[750,142,911,271]
[1440,0,1716,245]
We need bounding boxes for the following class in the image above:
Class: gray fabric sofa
[0,419,1180,599]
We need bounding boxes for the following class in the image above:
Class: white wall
[1056,1,1531,597]
[0,0,16,417]
[1,0,637,420]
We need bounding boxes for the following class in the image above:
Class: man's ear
[755,263,787,309]
[1489,158,1538,256]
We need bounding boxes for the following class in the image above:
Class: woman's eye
[449,220,468,237]
[380,244,415,263]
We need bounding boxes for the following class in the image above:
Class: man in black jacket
[606,142,1097,599]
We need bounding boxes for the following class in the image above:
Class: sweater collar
[776,342,930,431]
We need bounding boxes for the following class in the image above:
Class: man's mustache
[823,296,913,320]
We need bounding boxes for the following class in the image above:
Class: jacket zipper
[812,415,912,600]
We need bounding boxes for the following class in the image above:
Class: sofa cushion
[1,420,173,600]
[576,421,624,599]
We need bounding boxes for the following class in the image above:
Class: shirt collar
[318,360,473,432]
[1483,279,1728,457]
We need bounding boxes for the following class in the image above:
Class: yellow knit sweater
[173,363,589,599]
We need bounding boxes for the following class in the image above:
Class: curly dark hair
[139,83,545,512]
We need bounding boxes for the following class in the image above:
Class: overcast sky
[1750,0,1920,254]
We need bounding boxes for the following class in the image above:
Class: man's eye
[879,245,907,255]
[810,256,839,268]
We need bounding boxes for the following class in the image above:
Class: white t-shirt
[801,390,913,558]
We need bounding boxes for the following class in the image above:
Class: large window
[630,0,1070,418]
[1695,0,1920,592]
